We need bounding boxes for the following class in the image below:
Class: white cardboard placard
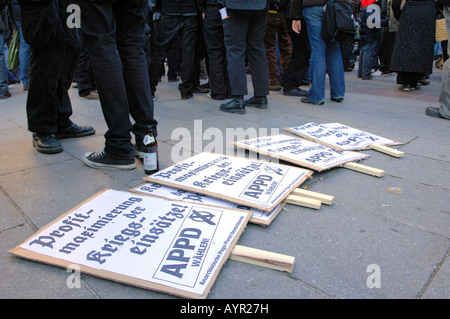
[10,189,252,299]
[233,134,369,172]
[144,152,313,213]
[284,122,402,151]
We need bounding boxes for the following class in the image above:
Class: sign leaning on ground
[144,152,313,213]
[131,182,283,226]
[9,189,252,299]
[284,122,404,157]
[233,134,369,172]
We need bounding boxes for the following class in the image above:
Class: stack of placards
[144,152,313,213]
[131,182,283,226]
[10,189,252,299]
[284,122,404,157]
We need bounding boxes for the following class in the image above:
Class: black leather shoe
[181,92,193,100]
[283,87,308,97]
[56,123,95,139]
[193,85,210,94]
[32,133,63,154]
[220,96,245,114]
[245,96,268,109]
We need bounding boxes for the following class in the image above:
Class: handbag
[8,29,20,72]
[322,0,356,42]
[436,18,448,42]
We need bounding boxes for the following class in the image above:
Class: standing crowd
[0,0,448,171]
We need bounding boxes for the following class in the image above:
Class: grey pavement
[1,66,449,300]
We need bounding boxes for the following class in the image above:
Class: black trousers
[279,18,311,90]
[223,9,269,97]
[203,5,231,99]
[78,0,157,157]
[150,14,198,95]
[19,0,79,135]
[74,32,95,97]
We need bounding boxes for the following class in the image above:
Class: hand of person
[292,20,301,34]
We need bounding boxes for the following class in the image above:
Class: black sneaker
[82,150,136,170]
[245,96,268,109]
[56,123,95,139]
[32,133,63,154]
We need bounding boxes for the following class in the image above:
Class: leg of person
[20,1,65,153]
[326,37,346,101]
[15,21,30,90]
[178,15,198,99]
[302,6,326,104]
[264,12,280,90]
[114,0,158,155]
[0,33,9,98]
[281,18,310,96]
[245,10,269,109]
[203,6,231,100]
[78,0,136,169]
[275,12,292,74]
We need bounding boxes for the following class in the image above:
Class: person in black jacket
[219,0,270,114]
[18,0,95,154]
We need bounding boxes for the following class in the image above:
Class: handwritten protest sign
[10,189,252,299]
[284,123,404,157]
[144,152,313,213]
[233,134,369,172]
[131,183,283,226]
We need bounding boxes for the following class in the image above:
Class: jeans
[15,22,30,88]
[0,33,8,96]
[303,6,345,103]
[78,0,157,157]
[223,9,269,97]
[358,40,378,78]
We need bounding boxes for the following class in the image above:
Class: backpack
[321,0,356,42]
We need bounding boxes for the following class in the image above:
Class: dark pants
[264,10,292,86]
[19,0,79,135]
[150,14,197,95]
[279,18,311,90]
[78,0,157,157]
[74,32,96,97]
[223,9,269,97]
[203,5,231,99]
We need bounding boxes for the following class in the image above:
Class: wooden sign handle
[284,195,322,210]
[369,143,404,158]
[291,188,334,205]
[230,245,295,273]
[343,162,385,177]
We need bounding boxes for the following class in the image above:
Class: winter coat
[359,0,388,44]
[389,0,436,75]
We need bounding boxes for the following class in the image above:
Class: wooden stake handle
[369,143,404,158]
[343,162,385,177]
[285,195,322,210]
[291,188,334,205]
[230,245,295,273]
